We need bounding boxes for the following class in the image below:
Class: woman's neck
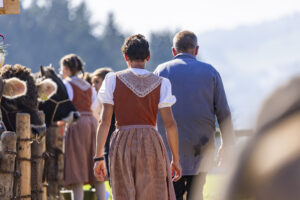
[127,60,146,69]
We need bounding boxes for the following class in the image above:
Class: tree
[0,0,179,74]
[148,31,174,71]
[99,13,126,71]
[0,0,109,72]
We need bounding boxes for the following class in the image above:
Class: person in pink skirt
[60,54,106,200]
[94,34,182,200]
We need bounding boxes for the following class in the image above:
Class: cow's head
[0,77,27,134]
[38,65,80,126]
[0,64,55,137]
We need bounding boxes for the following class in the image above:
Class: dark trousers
[173,173,207,200]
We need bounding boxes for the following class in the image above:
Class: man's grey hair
[173,31,198,53]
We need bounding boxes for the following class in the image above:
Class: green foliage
[0,0,177,73]
[148,31,174,71]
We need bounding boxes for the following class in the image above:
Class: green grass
[204,174,224,200]
[69,174,224,200]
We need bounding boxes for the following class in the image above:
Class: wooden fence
[0,112,62,200]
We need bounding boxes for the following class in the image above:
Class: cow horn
[40,65,45,76]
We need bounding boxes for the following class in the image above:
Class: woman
[94,34,182,200]
[60,54,105,200]
[91,68,113,93]
[91,67,115,180]
[91,67,113,121]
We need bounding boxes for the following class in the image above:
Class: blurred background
[2,0,300,199]
[0,0,300,129]
[1,0,300,145]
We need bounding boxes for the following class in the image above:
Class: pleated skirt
[109,125,176,200]
[64,112,98,186]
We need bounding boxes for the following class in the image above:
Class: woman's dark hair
[81,72,92,84]
[121,34,150,61]
[60,54,85,76]
[92,67,113,80]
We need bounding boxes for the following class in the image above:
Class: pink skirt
[64,112,98,186]
[109,125,176,200]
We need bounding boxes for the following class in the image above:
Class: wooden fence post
[31,111,46,200]
[46,125,64,199]
[16,113,31,199]
[0,131,17,200]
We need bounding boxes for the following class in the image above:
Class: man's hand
[171,160,182,182]
[94,160,107,182]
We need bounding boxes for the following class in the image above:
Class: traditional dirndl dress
[100,69,176,200]
[64,79,98,186]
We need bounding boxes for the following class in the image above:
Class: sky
[21,0,300,129]
[70,0,300,36]
[68,0,300,129]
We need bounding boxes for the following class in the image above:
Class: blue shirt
[154,53,234,175]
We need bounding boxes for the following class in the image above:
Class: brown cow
[223,76,300,200]
[38,65,80,126]
[0,64,57,137]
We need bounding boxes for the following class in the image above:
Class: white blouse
[63,76,98,106]
[98,68,176,109]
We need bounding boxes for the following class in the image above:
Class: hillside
[197,13,300,128]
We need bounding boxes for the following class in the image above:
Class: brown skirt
[109,125,176,200]
[64,112,98,186]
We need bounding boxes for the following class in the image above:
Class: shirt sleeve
[63,80,73,101]
[91,96,102,121]
[91,87,98,103]
[214,71,235,146]
[158,77,176,108]
[98,72,116,105]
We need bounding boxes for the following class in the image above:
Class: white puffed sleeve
[91,87,98,103]
[159,77,176,108]
[97,72,116,105]
[63,79,74,101]
[91,87,101,120]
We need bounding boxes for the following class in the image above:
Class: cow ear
[40,65,45,76]
[2,78,27,99]
[37,79,57,101]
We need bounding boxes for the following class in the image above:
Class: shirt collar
[130,67,150,75]
[174,52,196,59]
[65,76,79,81]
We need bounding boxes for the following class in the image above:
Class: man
[154,30,234,200]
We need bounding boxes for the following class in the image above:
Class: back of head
[121,34,150,61]
[80,72,92,84]
[92,67,113,80]
[60,54,85,76]
[173,30,198,53]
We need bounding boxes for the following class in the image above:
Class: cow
[37,65,80,198]
[0,64,57,137]
[38,65,80,126]
[0,77,28,134]
[223,76,300,200]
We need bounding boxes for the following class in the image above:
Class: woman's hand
[94,160,107,182]
[171,160,182,182]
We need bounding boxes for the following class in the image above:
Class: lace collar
[117,69,162,98]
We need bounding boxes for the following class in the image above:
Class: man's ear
[194,46,199,56]
[2,78,27,99]
[36,78,57,101]
[172,48,177,56]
